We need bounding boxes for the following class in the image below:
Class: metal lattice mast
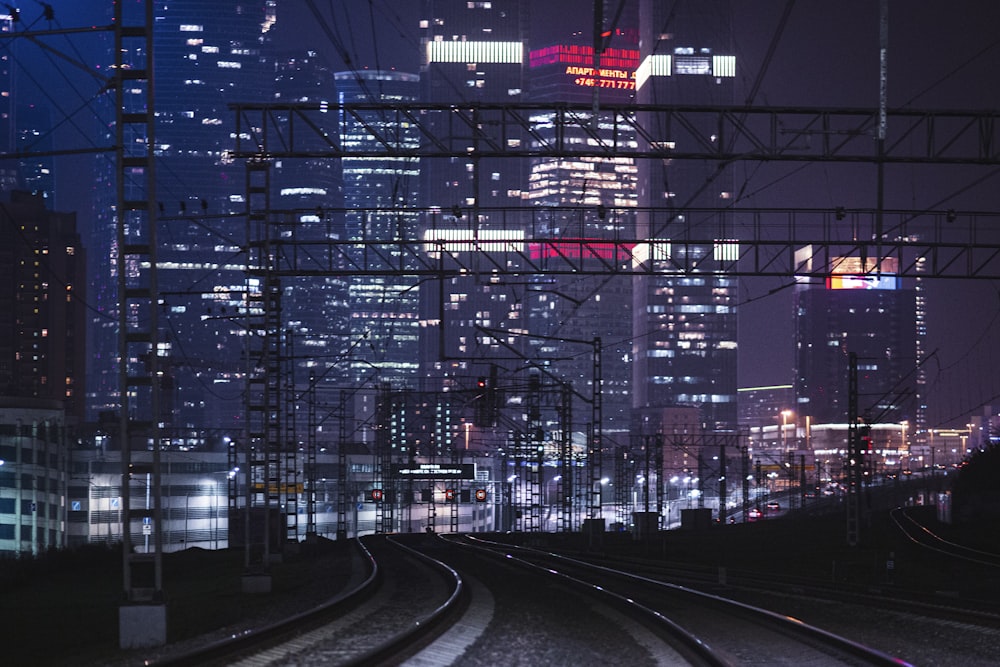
[115,0,162,610]
[527,373,543,532]
[847,352,862,546]
[558,382,573,532]
[305,370,317,536]
[336,390,348,539]
[589,337,603,521]
[283,328,298,543]
[244,158,280,569]
[113,1,173,649]
[373,385,391,533]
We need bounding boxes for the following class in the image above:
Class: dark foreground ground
[3,503,997,666]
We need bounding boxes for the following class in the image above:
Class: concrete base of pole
[119,603,167,649]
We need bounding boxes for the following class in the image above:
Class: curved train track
[151,534,463,666]
[890,506,1000,568]
[143,530,915,666]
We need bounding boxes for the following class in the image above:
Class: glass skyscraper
[417,0,529,399]
[336,70,421,388]
[86,2,346,438]
[633,0,739,431]
[794,255,919,427]
[524,36,640,444]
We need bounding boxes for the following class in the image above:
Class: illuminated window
[675,56,710,75]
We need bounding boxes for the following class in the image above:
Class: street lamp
[781,410,793,451]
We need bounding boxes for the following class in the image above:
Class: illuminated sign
[530,45,639,91]
[427,41,523,64]
[390,463,476,480]
[826,256,900,289]
[827,275,900,290]
[530,44,639,70]
[564,65,636,90]
[831,256,898,274]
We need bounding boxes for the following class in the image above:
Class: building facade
[0,191,87,420]
[0,398,70,556]
[523,36,639,446]
[794,255,918,427]
[632,0,739,431]
[417,0,530,408]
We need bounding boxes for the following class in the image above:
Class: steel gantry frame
[234,101,1000,545]
[231,102,1000,279]
[230,102,1000,166]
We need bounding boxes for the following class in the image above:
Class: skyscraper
[417,0,529,402]
[794,254,919,428]
[273,50,348,420]
[0,191,87,420]
[336,70,421,388]
[523,32,640,443]
[86,2,348,438]
[336,69,422,443]
[633,0,739,431]
[0,12,16,193]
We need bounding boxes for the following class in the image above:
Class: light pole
[781,410,793,451]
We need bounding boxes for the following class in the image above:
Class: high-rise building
[273,50,349,420]
[14,104,55,206]
[0,12,16,193]
[417,0,529,404]
[86,2,350,439]
[0,12,55,206]
[794,254,919,428]
[336,70,421,388]
[0,191,87,420]
[88,2,278,431]
[633,0,739,431]
[523,34,640,443]
[336,69,422,442]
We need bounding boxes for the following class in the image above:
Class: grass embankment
[2,539,351,666]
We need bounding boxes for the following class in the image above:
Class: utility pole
[846,353,863,546]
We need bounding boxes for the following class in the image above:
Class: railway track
[142,508,1000,666]
[151,531,912,666]
[151,533,463,667]
[890,506,1000,568]
[430,533,912,667]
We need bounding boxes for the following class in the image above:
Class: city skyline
[3,1,1000,430]
[276,0,1000,430]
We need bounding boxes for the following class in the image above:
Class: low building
[0,397,70,555]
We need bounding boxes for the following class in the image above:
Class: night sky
[280,0,1000,429]
[22,1,1000,428]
